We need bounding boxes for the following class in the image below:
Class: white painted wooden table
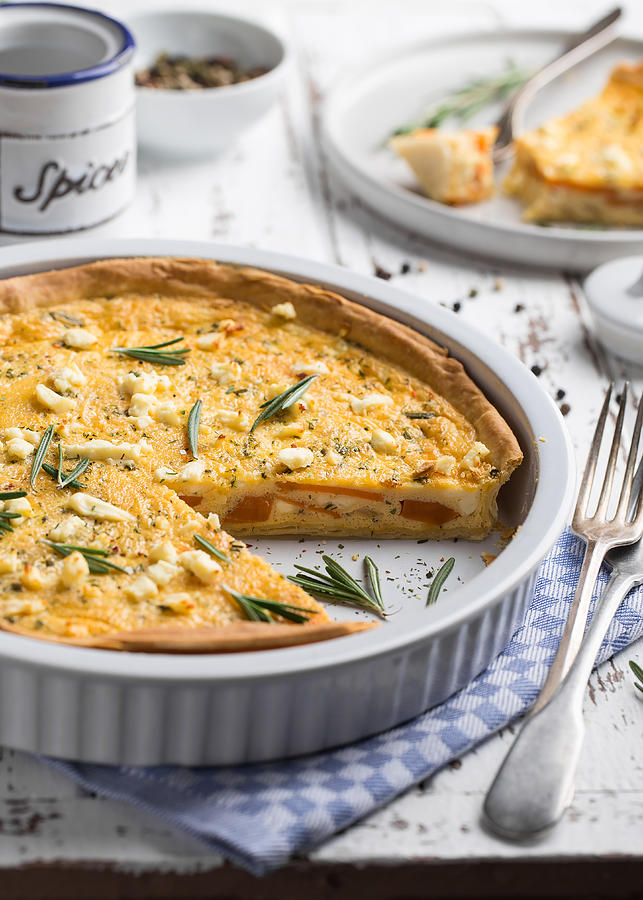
[1,1,643,896]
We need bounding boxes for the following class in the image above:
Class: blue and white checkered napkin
[48,529,643,875]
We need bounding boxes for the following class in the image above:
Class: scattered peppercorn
[556,388,566,400]
[374,264,392,280]
[560,402,571,416]
[453,301,461,313]
[400,262,411,275]
[514,303,525,313]
[531,364,542,377]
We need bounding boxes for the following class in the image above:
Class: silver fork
[484,384,643,838]
[492,7,622,163]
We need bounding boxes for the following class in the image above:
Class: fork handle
[483,568,635,839]
[533,538,605,714]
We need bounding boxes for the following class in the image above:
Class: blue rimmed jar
[0,3,136,234]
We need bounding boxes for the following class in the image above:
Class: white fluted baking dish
[0,239,575,765]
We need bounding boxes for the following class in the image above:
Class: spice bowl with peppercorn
[127,9,288,158]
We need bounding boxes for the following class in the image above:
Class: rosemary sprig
[30,425,55,489]
[392,61,530,136]
[41,461,87,490]
[223,585,311,624]
[426,557,455,606]
[404,411,435,420]
[250,374,319,433]
[0,509,21,533]
[629,660,643,694]
[59,457,90,490]
[194,533,229,564]
[43,539,129,575]
[110,337,190,367]
[0,491,27,501]
[49,310,85,327]
[289,554,386,617]
[187,399,202,459]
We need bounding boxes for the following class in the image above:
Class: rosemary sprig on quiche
[426,556,455,606]
[42,461,87,491]
[194,533,229,564]
[223,586,311,624]
[629,660,643,694]
[290,555,386,617]
[250,374,318,432]
[110,337,190,367]
[0,491,27,501]
[57,456,91,490]
[42,540,130,575]
[30,424,55,488]
[187,399,202,459]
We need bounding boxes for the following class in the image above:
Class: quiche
[504,63,643,225]
[0,257,522,650]
[390,127,498,205]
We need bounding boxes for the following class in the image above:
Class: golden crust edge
[0,256,523,482]
[0,620,378,652]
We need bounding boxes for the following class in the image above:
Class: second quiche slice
[0,257,523,649]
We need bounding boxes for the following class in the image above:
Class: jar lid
[584,256,643,364]
[0,2,134,87]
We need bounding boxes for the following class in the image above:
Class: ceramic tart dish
[0,239,574,765]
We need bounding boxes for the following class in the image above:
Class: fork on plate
[484,384,643,839]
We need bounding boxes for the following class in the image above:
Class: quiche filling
[0,258,522,649]
[504,63,643,225]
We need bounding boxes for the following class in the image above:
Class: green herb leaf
[250,375,319,433]
[57,443,64,485]
[187,399,202,459]
[111,337,190,367]
[41,461,87,490]
[223,585,310,624]
[392,61,531,136]
[42,539,129,575]
[427,557,455,606]
[289,554,386,617]
[49,310,84,327]
[59,457,90,490]
[194,533,229,564]
[629,659,643,694]
[404,411,435,420]
[30,425,55,489]
[0,491,27,501]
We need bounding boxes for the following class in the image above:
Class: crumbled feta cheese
[129,415,154,431]
[6,437,34,461]
[48,515,84,543]
[272,301,296,320]
[196,333,221,351]
[154,466,178,484]
[291,361,329,376]
[156,402,181,426]
[4,497,32,522]
[51,362,86,395]
[65,439,144,465]
[60,551,89,588]
[21,564,46,590]
[277,424,304,439]
[125,574,158,601]
[2,427,39,445]
[278,447,314,469]
[67,493,135,522]
[3,597,45,616]
[35,384,76,415]
[370,429,397,454]
[0,554,19,574]
[117,372,170,395]
[350,393,394,415]
[161,593,195,614]
[601,144,632,172]
[147,560,180,586]
[213,409,248,431]
[62,328,97,349]
[179,549,222,583]
[207,512,221,531]
[434,454,456,475]
[179,460,205,483]
[460,441,490,470]
[210,363,234,385]
[128,393,157,419]
[326,449,344,466]
[150,541,178,564]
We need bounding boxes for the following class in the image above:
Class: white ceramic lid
[584,256,643,364]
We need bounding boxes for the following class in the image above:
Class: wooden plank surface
[0,0,642,889]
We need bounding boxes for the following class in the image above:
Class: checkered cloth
[48,529,643,875]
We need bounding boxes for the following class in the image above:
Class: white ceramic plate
[0,239,574,765]
[322,29,643,272]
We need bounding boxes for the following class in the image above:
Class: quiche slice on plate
[0,257,522,650]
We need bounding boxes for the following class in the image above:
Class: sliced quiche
[0,257,523,649]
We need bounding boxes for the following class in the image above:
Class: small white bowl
[584,256,643,365]
[127,9,287,158]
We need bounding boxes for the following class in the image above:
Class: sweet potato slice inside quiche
[0,257,522,650]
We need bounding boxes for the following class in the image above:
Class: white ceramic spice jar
[0,3,136,234]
